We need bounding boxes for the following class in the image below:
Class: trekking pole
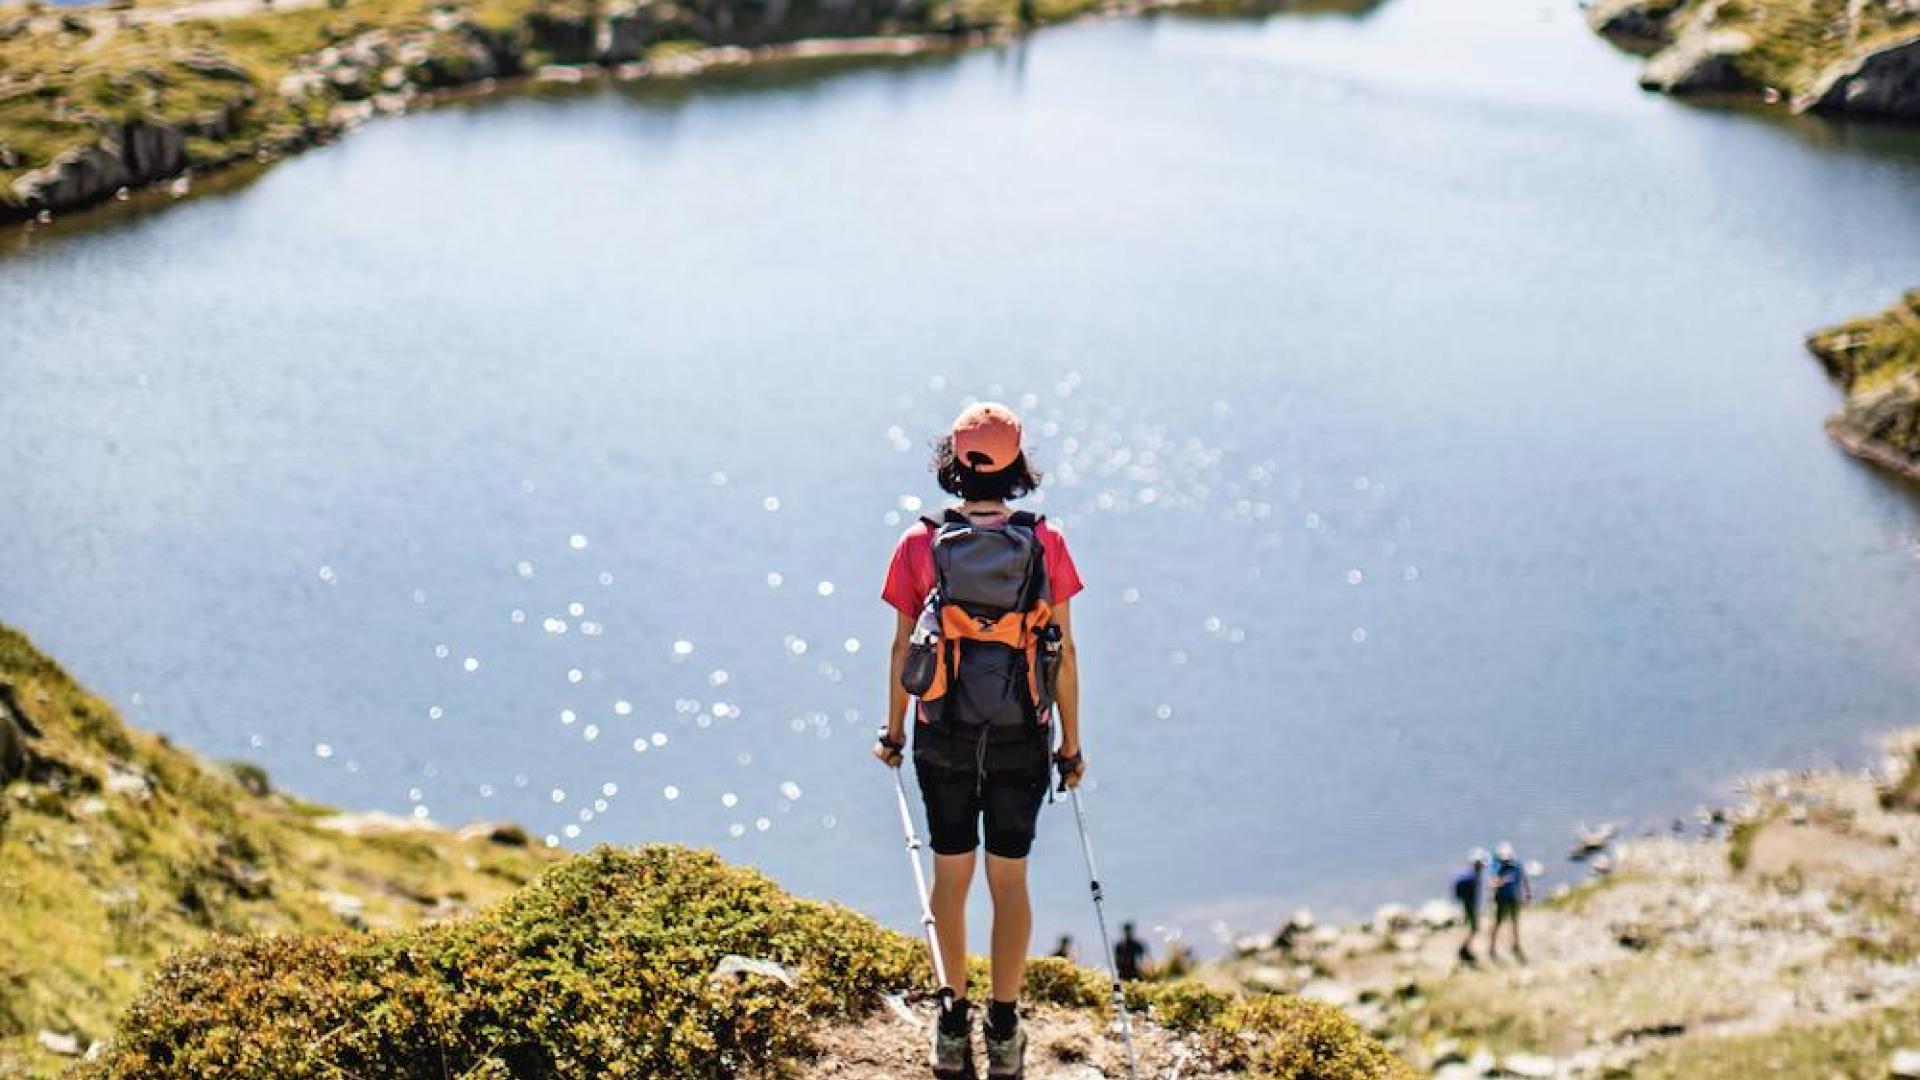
[891,765,953,1004]
[1068,784,1140,1080]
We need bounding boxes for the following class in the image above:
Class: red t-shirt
[881,512,1085,618]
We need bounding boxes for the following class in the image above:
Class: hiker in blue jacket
[1488,842,1532,962]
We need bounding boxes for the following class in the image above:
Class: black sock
[939,996,971,1037]
[986,999,1018,1039]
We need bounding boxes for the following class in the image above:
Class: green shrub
[79,846,922,1079]
[1223,994,1413,1080]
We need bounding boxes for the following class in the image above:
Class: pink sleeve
[880,525,934,617]
[1041,521,1084,606]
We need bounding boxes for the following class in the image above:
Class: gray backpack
[900,510,1062,729]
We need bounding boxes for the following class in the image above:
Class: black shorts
[1494,896,1520,922]
[913,724,1051,859]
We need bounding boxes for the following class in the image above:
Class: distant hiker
[1488,841,1532,962]
[1452,849,1488,966]
[873,402,1086,1080]
[1050,934,1075,962]
[1114,921,1148,982]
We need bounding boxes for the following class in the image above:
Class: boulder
[457,820,531,847]
[1890,1048,1920,1079]
[174,46,251,82]
[0,682,38,786]
[1494,1052,1558,1078]
[225,761,272,798]
[1586,0,1682,53]
[10,144,132,211]
[1640,30,1759,95]
[1829,370,1920,480]
[527,10,596,62]
[1371,902,1415,932]
[1798,31,1920,121]
[119,121,186,181]
[36,1030,82,1057]
[1418,898,1457,929]
[597,3,658,63]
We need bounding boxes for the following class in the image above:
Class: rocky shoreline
[1200,730,1920,1078]
[0,0,1232,229]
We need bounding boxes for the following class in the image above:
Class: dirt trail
[808,1001,1232,1080]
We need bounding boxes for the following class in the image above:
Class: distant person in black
[1452,848,1488,966]
[1114,922,1148,982]
[1050,934,1075,962]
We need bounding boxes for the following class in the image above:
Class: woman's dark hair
[931,435,1042,502]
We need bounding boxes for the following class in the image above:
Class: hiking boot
[930,1016,975,1079]
[984,1022,1026,1079]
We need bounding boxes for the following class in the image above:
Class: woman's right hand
[873,728,905,768]
[1055,747,1086,790]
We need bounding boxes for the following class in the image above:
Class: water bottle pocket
[902,638,940,697]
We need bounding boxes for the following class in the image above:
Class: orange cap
[951,402,1023,473]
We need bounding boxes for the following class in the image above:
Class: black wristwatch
[875,728,905,752]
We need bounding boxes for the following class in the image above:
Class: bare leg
[931,852,976,1000]
[984,854,1032,1003]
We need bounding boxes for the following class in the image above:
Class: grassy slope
[0,622,557,1077]
[1808,291,1920,479]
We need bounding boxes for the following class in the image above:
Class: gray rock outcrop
[1798,30,1920,121]
[1639,29,1758,94]
[8,121,188,212]
[1586,0,1682,52]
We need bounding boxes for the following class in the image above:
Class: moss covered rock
[1587,0,1920,120]
[1808,291,1920,481]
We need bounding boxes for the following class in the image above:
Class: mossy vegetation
[1808,291,1920,480]
[74,844,1412,1079]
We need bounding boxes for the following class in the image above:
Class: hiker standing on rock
[1453,849,1487,966]
[1488,841,1532,963]
[873,402,1087,1080]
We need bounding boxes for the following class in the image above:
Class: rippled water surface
[6,0,1920,948]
